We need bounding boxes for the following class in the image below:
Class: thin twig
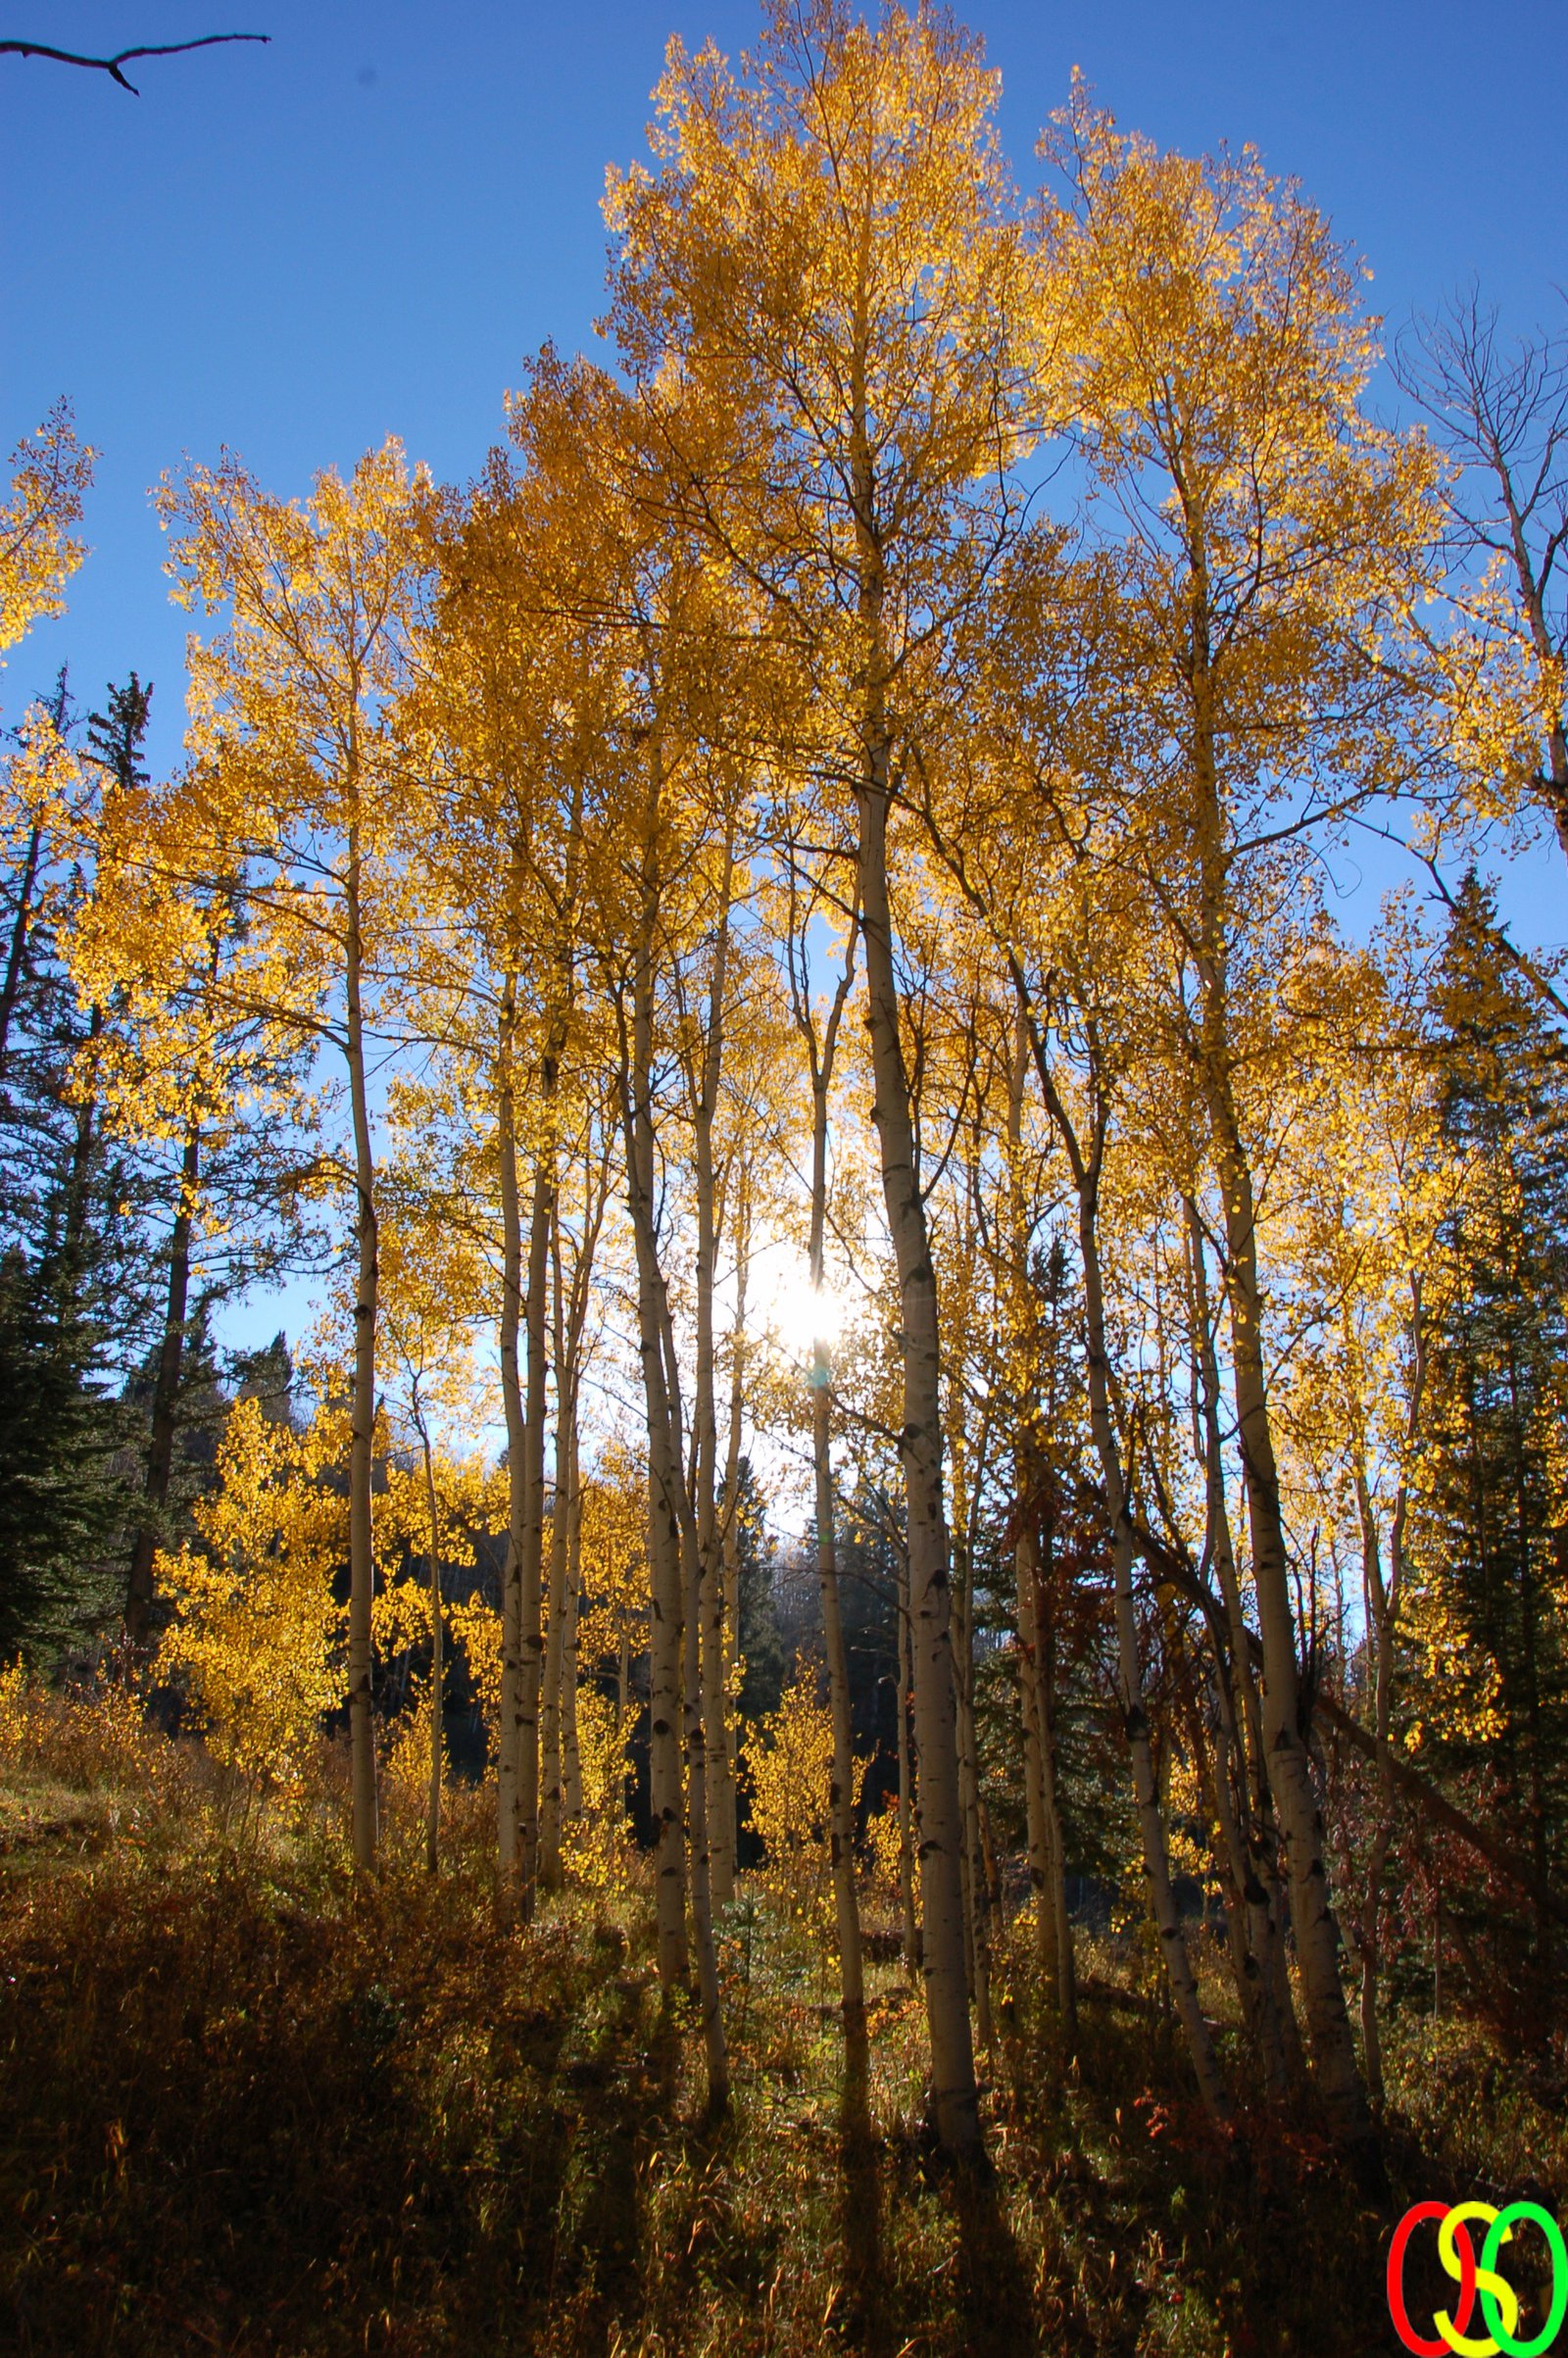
[0,34,269,97]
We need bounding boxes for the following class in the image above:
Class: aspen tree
[1003,1017,1075,2028]
[401,413,617,1915]
[711,1166,750,1897]
[159,1397,348,1797]
[158,443,425,1871]
[374,1201,494,1877]
[780,848,869,2129]
[609,753,692,1993]
[914,684,1237,2109]
[919,956,1019,2056]
[672,810,744,1983]
[0,704,75,1081]
[1262,929,1463,2095]
[539,374,733,2092]
[1183,1202,1299,2094]
[576,1442,650,1760]
[67,755,313,1651]
[600,720,732,2106]
[1023,983,1233,2124]
[699,922,793,1904]
[1395,294,1568,869]
[606,0,1047,2160]
[1045,92,1445,2151]
[0,401,93,660]
[540,1102,612,1889]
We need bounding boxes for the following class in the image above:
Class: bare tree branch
[0,34,269,97]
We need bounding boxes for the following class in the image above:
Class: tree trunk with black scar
[496,977,526,1913]
[344,824,379,1876]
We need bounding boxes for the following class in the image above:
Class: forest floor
[1,1718,1565,2357]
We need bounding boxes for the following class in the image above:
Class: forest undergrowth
[5,1696,1563,2358]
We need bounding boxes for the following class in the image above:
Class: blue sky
[4,0,1565,1354]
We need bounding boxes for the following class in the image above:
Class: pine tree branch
[0,34,269,97]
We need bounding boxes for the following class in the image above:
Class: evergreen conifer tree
[1407,872,1568,2016]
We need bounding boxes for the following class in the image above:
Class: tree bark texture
[496,979,527,1910]
[344,829,379,1876]
[616,761,689,1991]
[856,779,979,2159]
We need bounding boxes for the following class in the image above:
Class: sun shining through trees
[753,1254,852,1365]
[3,5,1568,2354]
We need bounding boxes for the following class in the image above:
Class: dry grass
[0,1705,1562,2357]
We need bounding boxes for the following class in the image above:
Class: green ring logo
[1389,2200,1568,2356]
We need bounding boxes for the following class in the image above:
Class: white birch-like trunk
[691,856,734,1919]
[344,822,379,1875]
[615,756,689,1991]
[1182,539,1370,2145]
[496,977,527,1911]
[420,1426,443,1878]
[515,1148,554,1919]
[857,779,979,2158]
[562,1414,583,1822]
[711,1234,747,1903]
[539,1278,571,1891]
[895,1547,920,1982]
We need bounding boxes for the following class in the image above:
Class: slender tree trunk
[1206,1095,1367,2137]
[856,780,978,2157]
[539,1236,571,1891]
[711,1197,748,1903]
[1015,1475,1074,2030]
[496,976,527,1912]
[1042,1665,1076,2030]
[541,1167,596,1888]
[125,1115,200,1646]
[421,1427,444,1877]
[1183,561,1371,2142]
[1102,1502,1229,2122]
[896,1544,920,1980]
[556,1121,607,1839]
[787,885,869,2120]
[1184,1202,1291,2097]
[692,855,733,1914]
[1015,1512,1056,1985]
[1169,1614,1258,2054]
[1028,1023,1230,2122]
[680,1451,730,2115]
[515,1147,553,1918]
[563,1412,583,1821]
[616,1625,630,1746]
[1004,1028,1074,2030]
[1352,1287,1423,2109]
[344,826,379,1876]
[812,1376,871,2129]
[951,1486,994,2048]
[964,1498,996,2046]
[615,754,688,1992]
